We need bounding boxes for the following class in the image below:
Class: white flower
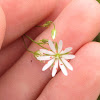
[37,40,75,77]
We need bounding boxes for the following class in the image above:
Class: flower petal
[40,49,54,55]
[62,55,75,59]
[59,59,68,76]
[37,56,53,61]
[58,40,63,53]
[48,40,56,53]
[61,58,73,71]
[60,47,72,54]
[52,60,58,77]
[42,58,55,71]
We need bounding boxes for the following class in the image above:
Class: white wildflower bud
[51,29,57,40]
[40,39,48,44]
[34,50,43,58]
[43,21,52,27]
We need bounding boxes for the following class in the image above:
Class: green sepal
[61,52,71,55]
[42,21,52,27]
[39,39,48,44]
[55,42,58,52]
[50,63,54,69]
[34,50,43,58]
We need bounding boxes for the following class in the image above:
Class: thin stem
[24,34,49,50]
[24,34,37,44]
[52,22,55,29]
[37,43,49,50]
[22,36,34,54]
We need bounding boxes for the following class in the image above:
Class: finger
[0,0,71,76]
[0,0,100,100]
[37,42,100,100]
[0,0,56,47]
[0,6,6,48]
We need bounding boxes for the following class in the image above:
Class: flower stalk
[22,21,75,77]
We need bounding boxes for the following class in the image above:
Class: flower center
[55,53,60,59]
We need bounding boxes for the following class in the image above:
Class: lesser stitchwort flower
[37,40,75,77]
[23,21,76,77]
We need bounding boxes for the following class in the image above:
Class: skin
[0,0,100,100]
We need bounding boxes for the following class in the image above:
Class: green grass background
[97,0,100,3]
[95,32,100,100]
[93,0,100,99]
[94,1,100,99]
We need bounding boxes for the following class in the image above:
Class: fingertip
[0,0,57,47]
[0,6,6,49]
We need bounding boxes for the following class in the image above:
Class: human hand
[0,0,100,100]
